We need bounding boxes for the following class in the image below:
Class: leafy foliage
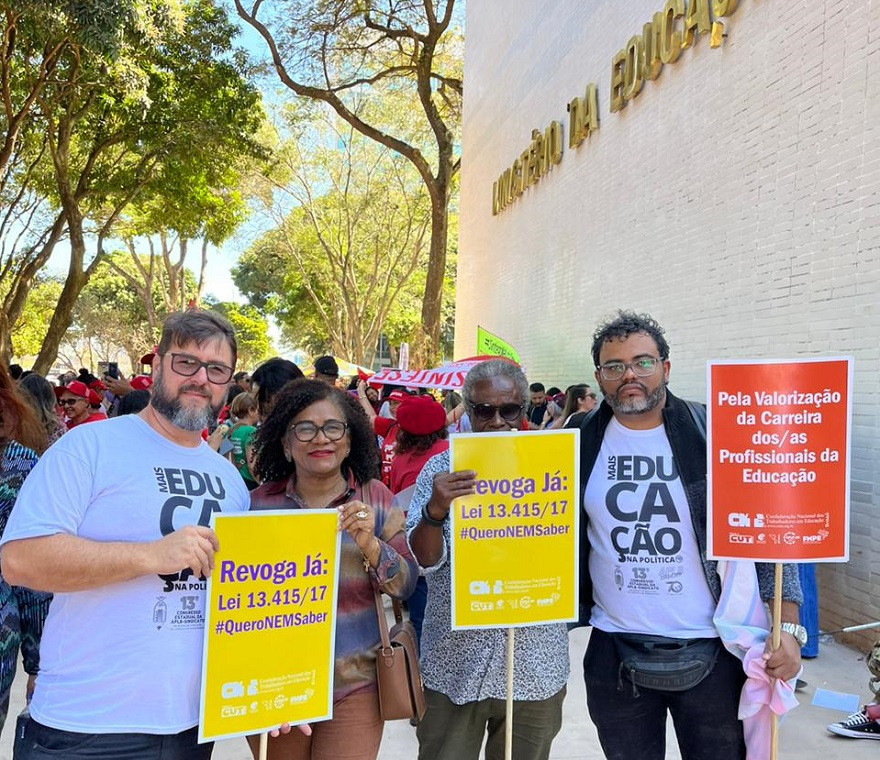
[208,299,272,371]
[233,109,453,366]
[235,0,462,363]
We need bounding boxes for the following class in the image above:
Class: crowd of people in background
[7,309,874,760]
[0,328,607,759]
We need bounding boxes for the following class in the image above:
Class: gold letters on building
[568,83,599,149]
[490,0,743,213]
[610,0,737,112]
[492,122,563,215]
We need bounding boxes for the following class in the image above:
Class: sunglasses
[59,398,83,407]
[466,401,525,422]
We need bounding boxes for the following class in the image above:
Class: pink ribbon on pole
[738,644,800,759]
[714,560,801,760]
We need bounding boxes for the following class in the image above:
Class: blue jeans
[584,628,746,760]
[17,719,213,759]
[407,576,428,653]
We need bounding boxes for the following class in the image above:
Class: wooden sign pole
[505,627,515,760]
[769,563,783,760]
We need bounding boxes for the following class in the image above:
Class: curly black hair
[253,380,379,485]
[590,310,670,367]
[396,427,449,456]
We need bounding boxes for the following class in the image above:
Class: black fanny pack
[610,633,721,693]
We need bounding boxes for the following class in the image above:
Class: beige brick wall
[458,0,880,650]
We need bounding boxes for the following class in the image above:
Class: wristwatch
[779,622,808,647]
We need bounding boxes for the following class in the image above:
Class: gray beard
[605,381,667,415]
[150,384,216,432]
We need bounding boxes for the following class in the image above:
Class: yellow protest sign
[450,430,580,629]
[199,510,340,742]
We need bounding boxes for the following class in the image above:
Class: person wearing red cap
[389,394,449,654]
[356,383,412,488]
[389,395,449,495]
[55,381,107,429]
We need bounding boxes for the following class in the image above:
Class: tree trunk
[32,216,87,374]
[32,270,85,374]
[415,177,451,366]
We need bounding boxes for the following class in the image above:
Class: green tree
[234,0,461,364]
[234,113,441,366]
[29,0,264,374]
[8,276,63,360]
[62,251,199,369]
[208,300,271,371]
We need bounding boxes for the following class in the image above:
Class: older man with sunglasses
[1,310,250,760]
[406,359,569,760]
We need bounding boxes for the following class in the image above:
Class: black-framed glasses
[598,356,663,381]
[167,353,234,385]
[287,420,349,442]
[466,401,525,422]
[59,398,83,407]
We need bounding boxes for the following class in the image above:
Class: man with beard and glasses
[571,311,803,760]
[0,310,250,760]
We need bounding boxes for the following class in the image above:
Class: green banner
[476,326,520,362]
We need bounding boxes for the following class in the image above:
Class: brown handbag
[372,586,426,721]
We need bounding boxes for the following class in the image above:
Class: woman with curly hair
[0,364,52,731]
[248,380,417,760]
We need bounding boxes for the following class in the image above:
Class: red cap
[55,381,102,406]
[387,390,410,403]
[130,375,153,391]
[396,395,446,436]
[139,345,158,365]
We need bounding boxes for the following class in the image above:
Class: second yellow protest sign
[199,510,340,743]
[450,430,580,629]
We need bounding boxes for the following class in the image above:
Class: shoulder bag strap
[373,585,392,650]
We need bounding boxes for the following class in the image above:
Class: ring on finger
[356,510,368,519]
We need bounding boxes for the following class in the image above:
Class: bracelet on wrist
[361,540,380,572]
[421,504,446,528]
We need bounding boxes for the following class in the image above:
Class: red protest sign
[707,358,851,562]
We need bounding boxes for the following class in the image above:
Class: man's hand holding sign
[708,356,852,758]
[406,360,576,760]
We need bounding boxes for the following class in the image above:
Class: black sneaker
[827,708,880,739]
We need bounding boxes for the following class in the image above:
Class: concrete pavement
[0,628,875,759]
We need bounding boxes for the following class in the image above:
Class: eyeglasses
[598,356,663,381]
[466,401,525,422]
[166,353,234,385]
[287,420,349,442]
[59,398,83,407]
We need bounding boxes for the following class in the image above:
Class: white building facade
[457,0,880,649]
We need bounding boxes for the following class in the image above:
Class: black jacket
[572,389,802,626]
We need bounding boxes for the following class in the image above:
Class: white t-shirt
[0,414,249,733]
[584,417,716,638]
